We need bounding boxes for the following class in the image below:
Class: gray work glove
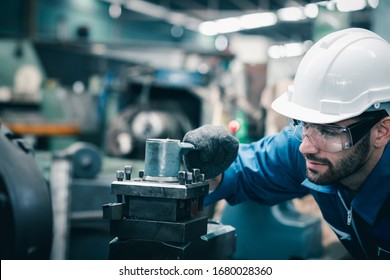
[183,124,239,180]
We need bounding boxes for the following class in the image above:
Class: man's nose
[299,134,320,154]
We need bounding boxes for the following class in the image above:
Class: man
[183,28,390,259]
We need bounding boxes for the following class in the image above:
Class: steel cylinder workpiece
[144,138,194,180]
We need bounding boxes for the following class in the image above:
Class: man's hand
[183,125,239,180]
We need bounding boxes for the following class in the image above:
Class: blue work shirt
[205,126,390,259]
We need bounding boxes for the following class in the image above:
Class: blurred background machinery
[221,201,323,260]
[103,71,206,159]
[0,124,52,260]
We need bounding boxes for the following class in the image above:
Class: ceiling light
[277,7,307,21]
[199,21,218,36]
[239,12,277,29]
[336,0,366,12]
[268,42,308,59]
[367,0,380,9]
[304,3,319,18]
[215,17,241,34]
[284,43,305,57]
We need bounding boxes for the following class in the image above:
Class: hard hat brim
[271,92,353,124]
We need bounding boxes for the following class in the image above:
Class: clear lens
[288,119,353,152]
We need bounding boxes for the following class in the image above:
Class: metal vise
[103,138,235,259]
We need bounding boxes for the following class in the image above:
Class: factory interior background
[1,0,388,260]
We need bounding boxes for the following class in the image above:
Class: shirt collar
[301,179,337,194]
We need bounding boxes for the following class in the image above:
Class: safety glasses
[289,113,386,153]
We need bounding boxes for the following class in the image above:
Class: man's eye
[319,128,337,137]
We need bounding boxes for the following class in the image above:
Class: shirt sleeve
[205,126,309,206]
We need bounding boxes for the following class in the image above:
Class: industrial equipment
[221,200,323,259]
[0,124,52,259]
[103,138,236,259]
[105,104,193,159]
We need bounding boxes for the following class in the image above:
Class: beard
[304,133,371,185]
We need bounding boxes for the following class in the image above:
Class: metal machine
[0,124,52,259]
[103,138,236,259]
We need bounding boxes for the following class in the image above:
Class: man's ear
[373,116,390,148]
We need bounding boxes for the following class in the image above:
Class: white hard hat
[272,28,390,124]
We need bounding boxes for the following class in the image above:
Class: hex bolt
[124,165,132,180]
[178,171,186,185]
[186,171,193,184]
[116,170,125,181]
[192,168,200,183]
[198,174,205,182]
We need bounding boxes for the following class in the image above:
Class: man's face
[298,119,372,185]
